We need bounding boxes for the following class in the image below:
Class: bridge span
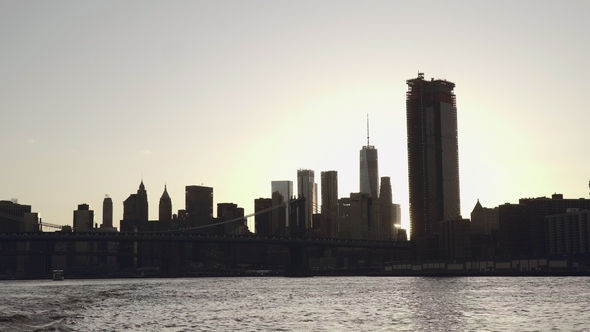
[0,232,410,250]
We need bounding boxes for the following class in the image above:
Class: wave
[0,313,76,332]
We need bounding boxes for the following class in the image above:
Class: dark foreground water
[1,277,590,331]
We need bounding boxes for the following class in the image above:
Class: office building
[271,191,287,236]
[439,217,471,260]
[360,116,379,199]
[470,199,499,258]
[0,200,34,276]
[379,176,394,240]
[546,209,590,254]
[123,181,149,222]
[499,194,590,256]
[73,204,94,231]
[102,196,113,228]
[321,170,339,238]
[297,169,315,230]
[351,192,375,240]
[470,200,499,235]
[338,193,374,240]
[159,185,172,221]
[497,202,528,257]
[23,212,40,232]
[73,203,94,266]
[406,72,461,259]
[338,197,351,238]
[392,204,401,229]
[271,180,293,229]
[0,200,31,232]
[186,185,213,229]
[255,198,273,236]
[271,181,293,202]
[217,202,246,234]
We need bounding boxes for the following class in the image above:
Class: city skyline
[2,2,590,233]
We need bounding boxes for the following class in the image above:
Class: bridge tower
[285,197,312,277]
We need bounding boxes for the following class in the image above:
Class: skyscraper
[271,180,293,230]
[102,196,113,228]
[185,185,213,228]
[271,181,293,201]
[73,203,94,231]
[254,198,273,236]
[123,181,149,222]
[406,72,461,259]
[297,169,315,230]
[379,176,394,240]
[217,202,246,234]
[0,200,32,232]
[271,191,287,236]
[321,170,339,238]
[360,116,379,199]
[159,185,172,221]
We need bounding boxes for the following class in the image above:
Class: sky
[2,1,590,235]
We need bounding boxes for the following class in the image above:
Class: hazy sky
[2,1,589,234]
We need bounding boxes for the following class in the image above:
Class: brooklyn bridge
[0,198,410,278]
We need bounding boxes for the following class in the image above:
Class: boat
[52,269,64,281]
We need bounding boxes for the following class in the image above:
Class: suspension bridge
[0,198,409,277]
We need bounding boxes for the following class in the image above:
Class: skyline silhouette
[2,2,590,232]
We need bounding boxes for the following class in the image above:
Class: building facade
[297,169,315,230]
[271,191,287,236]
[547,209,590,254]
[185,185,213,229]
[439,217,471,260]
[102,196,113,228]
[498,194,590,257]
[470,199,499,258]
[470,199,499,235]
[217,202,246,234]
[159,185,172,221]
[271,180,293,230]
[321,170,339,238]
[360,146,379,199]
[379,176,394,240]
[73,204,94,231]
[254,198,273,236]
[0,200,31,233]
[123,181,149,222]
[406,73,461,259]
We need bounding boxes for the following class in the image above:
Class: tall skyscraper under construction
[360,115,379,199]
[406,72,461,259]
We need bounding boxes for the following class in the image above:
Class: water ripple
[1,277,590,331]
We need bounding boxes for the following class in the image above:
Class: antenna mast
[366,114,370,146]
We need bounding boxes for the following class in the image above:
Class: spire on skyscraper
[360,115,379,198]
[366,113,370,147]
[159,184,172,221]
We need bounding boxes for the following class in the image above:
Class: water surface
[1,277,589,331]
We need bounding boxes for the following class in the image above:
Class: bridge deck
[0,232,410,250]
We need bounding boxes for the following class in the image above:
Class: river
[1,277,589,331]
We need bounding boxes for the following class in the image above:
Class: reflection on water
[1,277,589,331]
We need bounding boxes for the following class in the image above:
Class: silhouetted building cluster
[5,73,590,279]
[403,73,590,265]
[0,200,43,277]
